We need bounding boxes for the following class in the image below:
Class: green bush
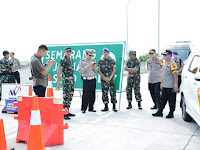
[139,54,150,62]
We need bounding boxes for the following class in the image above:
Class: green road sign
[44,42,126,92]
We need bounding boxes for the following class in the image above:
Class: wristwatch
[174,84,178,87]
[110,76,113,79]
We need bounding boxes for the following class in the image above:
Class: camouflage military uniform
[0,57,15,101]
[126,58,142,102]
[98,58,117,104]
[58,56,75,109]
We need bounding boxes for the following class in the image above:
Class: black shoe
[138,102,142,110]
[166,112,174,118]
[112,104,118,112]
[64,114,71,120]
[152,112,163,117]
[126,106,132,109]
[113,108,117,112]
[101,103,109,112]
[126,102,132,109]
[150,105,157,110]
[101,108,109,111]
[68,113,75,117]
[82,110,86,113]
[89,110,96,112]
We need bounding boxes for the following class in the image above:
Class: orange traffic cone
[46,74,54,97]
[29,85,32,96]
[27,95,45,150]
[0,104,7,150]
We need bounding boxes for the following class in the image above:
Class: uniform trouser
[81,79,96,111]
[178,75,181,89]
[63,79,75,109]
[33,85,46,97]
[101,79,117,104]
[13,71,20,84]
[148,82,161,107]
[159,88,176,113]
[126,76,142,102]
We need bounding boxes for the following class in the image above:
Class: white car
[180,51,200,125]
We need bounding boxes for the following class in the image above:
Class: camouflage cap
[86,49,94,56]
[128,50,136,55]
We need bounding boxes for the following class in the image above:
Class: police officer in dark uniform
[79,50,98,113]
[147,49,163,109]
[152,50,178,118]
[172,51,184,89]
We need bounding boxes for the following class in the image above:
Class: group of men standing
[51,46,143,120]
[147,49,183,118]
[1,45,183,121]
[29,45,183,120]
[0,51,21,101]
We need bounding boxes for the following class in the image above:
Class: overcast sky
[0,0,200,60]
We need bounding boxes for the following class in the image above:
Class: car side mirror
[194,72,200,81]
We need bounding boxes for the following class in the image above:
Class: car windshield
[189,55,200,74]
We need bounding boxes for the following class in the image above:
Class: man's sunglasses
[149,53,154,55]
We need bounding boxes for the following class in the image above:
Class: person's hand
[160,83,162,90]
[174,86,179,92]
[107,77,111,82]
[46,59,51,65]
[130,69,136,73]
[49,59,55,66]
[103,76,107,82]
[88,62,93,68]
[92,63,96,68]
[56,84,60,91]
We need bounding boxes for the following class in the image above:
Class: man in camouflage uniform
[56,47,75,120]
[98,48,117,112]
[152,50,178,118]
[0,51,15,101]
[125,50,142,110]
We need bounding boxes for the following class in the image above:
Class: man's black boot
[126,102,132,109]
[101,103,109,111]
[152,111,163,117]
[138,101,142,110]
[166,111,174,118]
[113,104,117,112]
[64,114,71,120]
[68,112,75,117]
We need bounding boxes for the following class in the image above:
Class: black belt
[0,73,12,76]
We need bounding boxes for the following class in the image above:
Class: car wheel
[181,95,192,122]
